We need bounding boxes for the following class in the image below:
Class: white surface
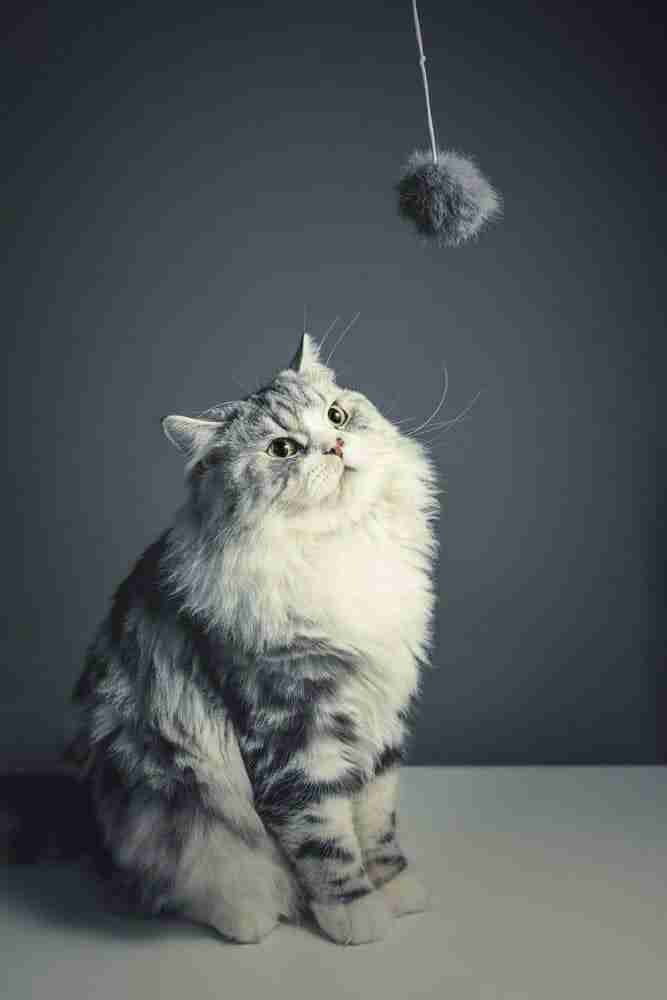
[1,767,665,1000]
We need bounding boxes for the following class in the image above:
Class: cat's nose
[325,437,344,458]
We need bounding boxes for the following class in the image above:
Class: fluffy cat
[65,331,438,945]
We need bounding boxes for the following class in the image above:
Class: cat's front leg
[260,780,391,945]
[352,756,429,917]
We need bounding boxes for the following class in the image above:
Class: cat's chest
[299,515,432,652]
[296,518,431,753]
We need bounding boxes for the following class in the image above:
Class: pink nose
[327,438,344,458]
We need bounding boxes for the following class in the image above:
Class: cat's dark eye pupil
[269,438,298,458]
[328,406,346,426]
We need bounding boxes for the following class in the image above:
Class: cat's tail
[0,768,100,865]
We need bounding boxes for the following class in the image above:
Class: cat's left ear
[161,415,221,458]
[288,332,334,381]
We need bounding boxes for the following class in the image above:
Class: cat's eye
[267,437,300,459]
[327,404,348,427]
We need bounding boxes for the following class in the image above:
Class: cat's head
[162,333,431,535]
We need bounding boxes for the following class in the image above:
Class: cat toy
[397,0,500,246]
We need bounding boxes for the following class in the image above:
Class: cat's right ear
[161,415,221,458]
[288,332,334,382]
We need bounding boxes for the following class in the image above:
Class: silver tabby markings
[70,332,438,944]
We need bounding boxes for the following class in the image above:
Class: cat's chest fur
[231,506,434,771]
[306,511,432,650]
[305,515,432,753]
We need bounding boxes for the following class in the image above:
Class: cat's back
[73,532,172,703]
[69,530,211,768]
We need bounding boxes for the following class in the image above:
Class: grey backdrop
[3,0,664,766]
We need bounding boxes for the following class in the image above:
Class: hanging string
[411,0,438,164]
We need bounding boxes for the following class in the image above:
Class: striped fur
[69,333,438,944]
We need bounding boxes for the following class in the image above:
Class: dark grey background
[3,0,664,766]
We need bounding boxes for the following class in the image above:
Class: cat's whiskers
[317,316,340,352]
[408,390,484,441]
[405,365,449,437]
[325,312,361,365]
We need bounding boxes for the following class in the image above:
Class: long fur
[19,332,440,944]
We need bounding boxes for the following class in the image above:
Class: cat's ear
[289,332,320,373]
[288,332,333,381]
[161,415,221,457]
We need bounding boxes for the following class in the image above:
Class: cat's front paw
[378,869,430,917]
[311,891,392,945]
[207,904,280,944]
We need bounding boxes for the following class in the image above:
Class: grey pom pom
[398,149,501,247]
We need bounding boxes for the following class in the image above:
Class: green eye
[267,438,300,458]
[328,404,348,427]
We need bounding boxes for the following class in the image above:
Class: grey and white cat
[69,332,439,945]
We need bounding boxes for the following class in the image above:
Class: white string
[412,0,438,164]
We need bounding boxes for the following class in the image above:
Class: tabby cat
[68,331,438,945]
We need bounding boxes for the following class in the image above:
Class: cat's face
[163,334,408,532]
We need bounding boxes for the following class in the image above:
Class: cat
[22,331,439,945]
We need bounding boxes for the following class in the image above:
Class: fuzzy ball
[397,149,501,246]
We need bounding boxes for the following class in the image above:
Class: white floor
[1,767,665,1000]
